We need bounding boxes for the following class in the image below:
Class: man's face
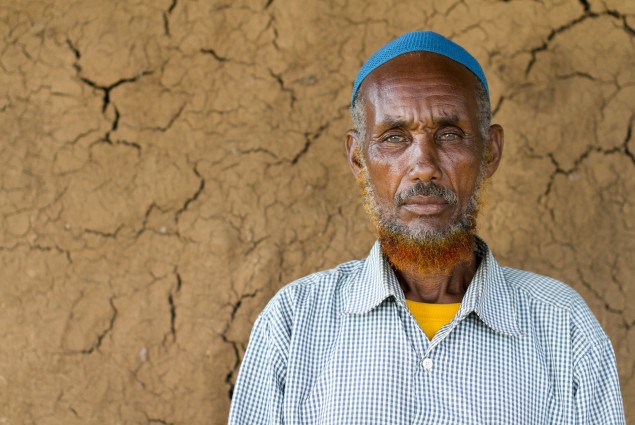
[347,52,503,249]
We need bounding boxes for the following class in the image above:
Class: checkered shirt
[229,239,625,424]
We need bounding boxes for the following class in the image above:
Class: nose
[407,136,442,182]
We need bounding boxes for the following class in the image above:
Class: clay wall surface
[1,0,633,423]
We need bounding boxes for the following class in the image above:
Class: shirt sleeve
[573,338,625,424]
[228,313,286,425]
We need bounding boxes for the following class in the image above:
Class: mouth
[400,195,449,216]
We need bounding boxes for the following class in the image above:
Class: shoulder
[258,258,364,328]
[503,266,608,348]
[503,267,581,310]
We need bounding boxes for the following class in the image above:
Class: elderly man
[228,32,625,424]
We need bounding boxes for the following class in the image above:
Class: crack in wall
[117,139,142,155]
[290,123,329,165]
[79,72,153,113]
[243,235,269,256]
[235,115,338,167]
[606,10,635,37]
[623,113,635,165]
[3,243,74,264]
[491,95,504,118]
[200,48,228,63]
[269,68,296,110]
[66,39,80,64]
[175,165,206,222]
[136,203,157,237]
[235,147,279,160]
[228,291,258,322]
[555,71,598,82]
[163,0,178,36]
[103,106,120,144]
[220,334,241,401]
[541,113,635,197]
[150,104,185,132]
[65,128,98,146]
[84,225,124,239]
[163,270,182,345]
[578,0,590,13]
[166,293,177,343]
[79,298,118,355]
[135,202,166,238]
[65,40,154,152]
[221,291,258,400]
[69,406,79,418]
[148,417,175,425]
[525,8,634,76]
[577,268,625,316]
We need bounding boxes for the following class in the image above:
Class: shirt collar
[342,241,404,315]
[341,238,524,337]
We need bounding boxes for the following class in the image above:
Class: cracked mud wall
[0,0,633,423]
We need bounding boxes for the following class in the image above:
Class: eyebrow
[377,113,461,130]
[434,114,461,126]
[377,117,410,130]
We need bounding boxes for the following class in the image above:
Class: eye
[383,134,408,144]
[436,129,464,142]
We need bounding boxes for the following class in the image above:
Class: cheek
[367,146,410,181]
[365,162,403,204]
[449,159,482,196]
[437,149,482,189]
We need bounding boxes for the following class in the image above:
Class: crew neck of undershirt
[405,299,461,340]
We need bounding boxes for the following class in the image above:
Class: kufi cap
[351,31,488,106]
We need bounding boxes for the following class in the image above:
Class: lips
[400,195,449,216]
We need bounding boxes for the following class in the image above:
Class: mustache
[395,181,458,206]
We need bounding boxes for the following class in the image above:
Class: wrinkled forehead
[358,52,480,117]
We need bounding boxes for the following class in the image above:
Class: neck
[379,229,479,303]
[395,252,479,303]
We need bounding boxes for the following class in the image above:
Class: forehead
[359,52,479,124]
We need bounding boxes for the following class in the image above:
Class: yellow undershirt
[405,299,461,340]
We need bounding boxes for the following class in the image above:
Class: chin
[377,221,477,275]
[389,217,471,243]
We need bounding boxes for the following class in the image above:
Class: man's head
[345,32,504,275]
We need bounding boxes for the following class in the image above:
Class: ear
[483,124,504,178]
[345,129,364,181]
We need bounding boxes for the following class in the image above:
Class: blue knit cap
[352,31,488,106]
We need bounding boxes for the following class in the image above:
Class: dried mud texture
[0,0,633,423]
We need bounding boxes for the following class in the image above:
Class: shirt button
[422,357,433,371]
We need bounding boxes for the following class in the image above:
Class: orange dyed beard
[358,166,486,275]
[377,223,475,275]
